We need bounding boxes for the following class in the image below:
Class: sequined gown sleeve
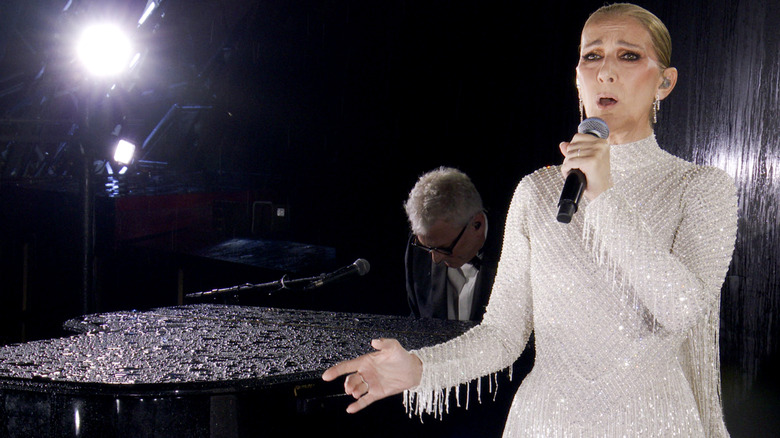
[405,135,737,437]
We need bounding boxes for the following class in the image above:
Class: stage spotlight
[76,24,132,77]
[113,139,136,165]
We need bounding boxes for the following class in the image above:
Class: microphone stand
[184,273,322,300]
[185,258,369,302]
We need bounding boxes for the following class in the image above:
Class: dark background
[0,0,777,436]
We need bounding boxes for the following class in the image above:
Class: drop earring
[653,94,660,124]
[576,78,583,123]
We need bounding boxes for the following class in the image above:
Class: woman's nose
[597,58,616,83]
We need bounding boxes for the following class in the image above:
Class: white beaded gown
[405,135,737,437]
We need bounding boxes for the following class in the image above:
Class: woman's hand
[559,133,612,200]
[321,338,423,413]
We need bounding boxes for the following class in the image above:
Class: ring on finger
[359,374,370,394]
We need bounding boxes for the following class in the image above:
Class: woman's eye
[582,52,601,61]
[621,52,640,61]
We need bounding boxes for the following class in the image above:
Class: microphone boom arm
[184,274,320,299]
[184,258,370,299]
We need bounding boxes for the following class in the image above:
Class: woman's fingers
[344,372,370,399]
[371,337,398,351]
[322,356,360,382]
[559,134,612,199]
[346,391,380,414]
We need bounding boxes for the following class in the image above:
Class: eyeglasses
[411,221,469,256]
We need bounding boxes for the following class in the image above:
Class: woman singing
[323,4,737,436]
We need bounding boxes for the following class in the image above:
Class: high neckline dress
[406,135,737,437]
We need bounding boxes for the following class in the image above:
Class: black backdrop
[0,0,778,436]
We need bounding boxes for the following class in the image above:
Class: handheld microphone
[556,117,610,224]
[304,258,370,290]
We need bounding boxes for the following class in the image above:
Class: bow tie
[467,254,482,270]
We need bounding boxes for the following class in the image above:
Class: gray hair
[403,167,483,235]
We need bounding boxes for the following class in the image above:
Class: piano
[0,304,480,437]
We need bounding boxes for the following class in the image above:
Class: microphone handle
[556,169,586,224]
[556,117,609,224]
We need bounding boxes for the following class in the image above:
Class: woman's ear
[658,67,678,100]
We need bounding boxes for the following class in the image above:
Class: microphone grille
[354,258,370,276]
[578,117,609,139]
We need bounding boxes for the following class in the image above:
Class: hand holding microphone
[557,118,610,223]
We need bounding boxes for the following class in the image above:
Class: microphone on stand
[304,258,370,290]
[556,117,610,224]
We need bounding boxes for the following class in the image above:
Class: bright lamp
[76,24,132,77]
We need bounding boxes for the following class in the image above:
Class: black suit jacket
[404,221,501,322]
